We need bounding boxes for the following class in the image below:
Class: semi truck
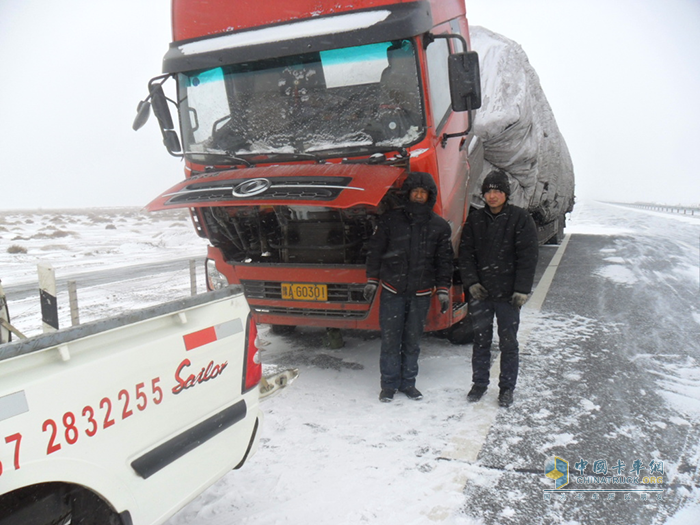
[134,0,574,342]
[0,286,295,525]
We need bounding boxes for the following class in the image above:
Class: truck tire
[0,484,121,525]
[447,316,474,345]
[544,216,565,245]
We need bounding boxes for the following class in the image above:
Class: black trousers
[379,291,431,390]
[468,298,521,390]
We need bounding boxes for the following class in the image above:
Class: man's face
[484,189,507,210]
[409,187,429,204]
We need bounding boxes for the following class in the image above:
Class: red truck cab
[138,0,483,336]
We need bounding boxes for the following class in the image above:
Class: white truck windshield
[178,39,424,159]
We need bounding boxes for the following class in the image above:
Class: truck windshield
[178,39,424,160]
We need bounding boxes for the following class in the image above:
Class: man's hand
[468,283,488,301]
[437,291,450,314]
[363,283,378,302]
[511,292,529,308]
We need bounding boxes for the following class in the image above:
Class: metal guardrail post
[68,280,80,326]
[190,259,197,296]
[38,263,58,333]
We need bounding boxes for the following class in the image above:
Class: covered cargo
[469,26,575,227]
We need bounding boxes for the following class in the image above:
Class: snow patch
[595,265,638,286]
[539,433,578,451]
[580,399,600,412]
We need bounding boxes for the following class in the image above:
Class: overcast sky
[1,0,699,210]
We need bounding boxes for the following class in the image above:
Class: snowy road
[2,203,698,524]
[164,202,699,525]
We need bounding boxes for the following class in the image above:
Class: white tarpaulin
[469,26,575,224]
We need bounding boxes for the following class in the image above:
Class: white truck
[0,285,294,525]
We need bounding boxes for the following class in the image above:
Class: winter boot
[379,388,396,402]
[498,388,514,407]
[467,384,487,403]
[399,386,423,400]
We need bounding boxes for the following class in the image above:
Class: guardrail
[1,260,200,341]
[608,202,700,217]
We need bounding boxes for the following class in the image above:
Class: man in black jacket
[459,170,538,407]
[364,172,453,402]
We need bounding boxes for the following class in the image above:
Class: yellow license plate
[281,283,328,301]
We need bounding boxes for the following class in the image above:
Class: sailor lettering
[172,358,228,394]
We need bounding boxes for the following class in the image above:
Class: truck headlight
[206,258,229,290]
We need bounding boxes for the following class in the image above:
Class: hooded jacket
[459,203,538,301]
[366,172,454,296]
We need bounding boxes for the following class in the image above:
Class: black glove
[511,292,529,308]
[363,283,378,302]
[468,283,488,301]
[437,291,450,314]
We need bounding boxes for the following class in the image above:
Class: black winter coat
[366,173,454,296]
[459,204,538,301]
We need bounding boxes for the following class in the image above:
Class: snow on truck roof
[176,11,391,57]
[163,0,465,73]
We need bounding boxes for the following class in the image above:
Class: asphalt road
[460,232,700,524]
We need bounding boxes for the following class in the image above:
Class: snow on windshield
[179,40,424,157]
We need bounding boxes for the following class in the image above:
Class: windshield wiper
[341,149,410,165]
[186,151,252,167]
[260,152,322,163]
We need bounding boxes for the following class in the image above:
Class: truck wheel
[544,216,565,245]
[270,324,296,335]
[447,316,474,345]
[0,484,120,525]
[68,486,122,525]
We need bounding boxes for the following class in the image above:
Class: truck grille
[241,280,366,303]
[166,176,352,205]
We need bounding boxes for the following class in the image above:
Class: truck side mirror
[150,85,182,155]
[448,51,482,111]
[132,100,151,131]
[151,85,175,130]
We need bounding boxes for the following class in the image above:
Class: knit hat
[481,170,511,196]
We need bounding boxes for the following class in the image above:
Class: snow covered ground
[0,207,208,337]
[1,201,698,524]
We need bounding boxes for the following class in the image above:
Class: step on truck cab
[136,0,483,336]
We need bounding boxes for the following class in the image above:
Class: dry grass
[40,244,70,251]
[32,230,76,239]
[7,244,27,254]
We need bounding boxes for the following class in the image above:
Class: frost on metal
[470,26,575,223]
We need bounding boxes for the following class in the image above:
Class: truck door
[424,29,472,244]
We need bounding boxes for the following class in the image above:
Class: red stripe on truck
[183,319,244,351]
[183,327,217,351]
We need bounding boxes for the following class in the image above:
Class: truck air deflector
[163,2,432,74]
[146,164,405,211]
[131,400,247,479]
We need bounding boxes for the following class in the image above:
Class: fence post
[190,259,197,296]
[68,280,80,326]
[38,263,58,333]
